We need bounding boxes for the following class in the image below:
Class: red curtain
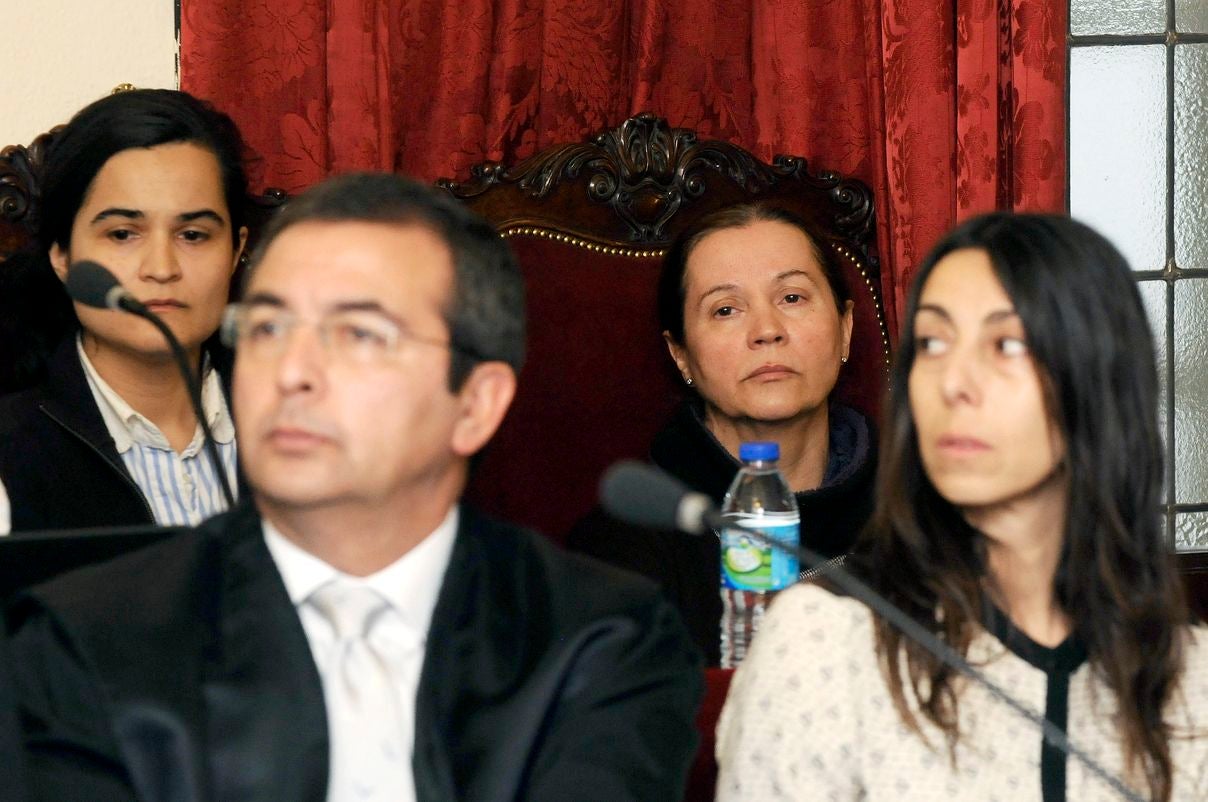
[180,0,1066,334]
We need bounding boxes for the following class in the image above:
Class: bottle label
[719,514,800,591]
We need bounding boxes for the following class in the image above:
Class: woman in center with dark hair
[717,213,1208,800]
[0,89,249,533]
[567,203,877,666]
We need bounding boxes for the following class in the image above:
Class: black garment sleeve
[6,600,138,802]
[566,506,723,665]
[0,627,29,802]
[521,593,705,802]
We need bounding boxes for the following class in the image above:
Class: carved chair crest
[439,111,878,262]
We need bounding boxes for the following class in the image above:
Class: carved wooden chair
[440,116,891,802]
[440,113,892,545]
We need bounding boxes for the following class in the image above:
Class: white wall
[0,0,177,148]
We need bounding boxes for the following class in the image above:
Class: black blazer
[7,503,703,802]
[0,631,28,802]
[0,336,242,533]
[0,337,154,530]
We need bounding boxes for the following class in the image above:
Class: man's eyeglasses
[221,302,460,365]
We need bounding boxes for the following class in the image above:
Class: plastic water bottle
[718,442,800,669]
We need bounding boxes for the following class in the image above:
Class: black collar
[983,601,1088,674]
[649,399,875,502]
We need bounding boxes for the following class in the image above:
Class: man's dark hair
[0,89,249,393]
[657,203,850,344]
[245,172,525,390]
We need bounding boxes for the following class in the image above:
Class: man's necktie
[307,580,414,802]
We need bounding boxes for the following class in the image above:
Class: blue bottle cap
[738,441,779,461]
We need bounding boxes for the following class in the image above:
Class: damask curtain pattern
[180,0,1066,331]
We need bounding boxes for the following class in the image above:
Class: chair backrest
[439,113,891,542]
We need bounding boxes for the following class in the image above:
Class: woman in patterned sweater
[717,213,1207,801]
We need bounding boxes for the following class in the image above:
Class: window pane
[1072,0,1166,35]
[1175,280,1208,503]
[1177,0,1208,33]
[1137,280,1169,451]
[1175,512,1208,552]
[1176,45,1208,271]
[1070,46,1167,273]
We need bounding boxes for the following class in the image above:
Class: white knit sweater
[716,583,1208,802]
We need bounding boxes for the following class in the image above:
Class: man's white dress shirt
[262,510,457,802]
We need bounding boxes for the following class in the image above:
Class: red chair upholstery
[439,113,891,543]
[686,668,735,802]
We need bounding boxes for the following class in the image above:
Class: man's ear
[49,244,70,283]
[450,361,517,458]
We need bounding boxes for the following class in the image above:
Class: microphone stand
[709,514,1149,802]
[118,299,236,510]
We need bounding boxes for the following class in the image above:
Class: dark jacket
[7,502,704,802]
[566,401,877,666]
[0,631,28,802]
[0,337,236,533]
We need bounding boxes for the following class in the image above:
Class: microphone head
[64,261,123,310]
[600,461,717,535]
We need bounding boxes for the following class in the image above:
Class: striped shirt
[78,339,238,527]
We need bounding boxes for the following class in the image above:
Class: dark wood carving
[0,128,288,262]
[439,112,878,274]
[243,190,291,255]
[0,128,60,258]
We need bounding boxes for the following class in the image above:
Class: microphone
[600,462,722,535]
[599,461,1148,802]
[65,261,235,510]
[64,260,148,315]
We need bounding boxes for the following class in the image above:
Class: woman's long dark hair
[851,212,1187,800]
[0,89,248,394]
